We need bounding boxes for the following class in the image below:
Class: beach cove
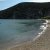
[6,20,50,50]
[0,19,49,50]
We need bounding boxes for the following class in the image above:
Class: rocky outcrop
[0,2,50,19]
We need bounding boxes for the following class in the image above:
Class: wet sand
[7,20,50,50]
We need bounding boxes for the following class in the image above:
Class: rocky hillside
[0,2,50,19]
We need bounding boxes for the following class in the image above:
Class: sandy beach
[7,20,50,50]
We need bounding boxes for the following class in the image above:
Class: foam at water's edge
[33,20,48,41]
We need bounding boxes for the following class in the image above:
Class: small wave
[33,20,48,41]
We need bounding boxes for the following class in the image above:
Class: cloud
[29,0,50,2]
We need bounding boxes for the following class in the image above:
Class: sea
[0,19,48,50]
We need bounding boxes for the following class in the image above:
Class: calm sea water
[0,19,46,49]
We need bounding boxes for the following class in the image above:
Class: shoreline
[6,19,49,50]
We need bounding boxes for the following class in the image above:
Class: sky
[0,0,50,10]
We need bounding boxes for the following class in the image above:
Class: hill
[0,2,50,19]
